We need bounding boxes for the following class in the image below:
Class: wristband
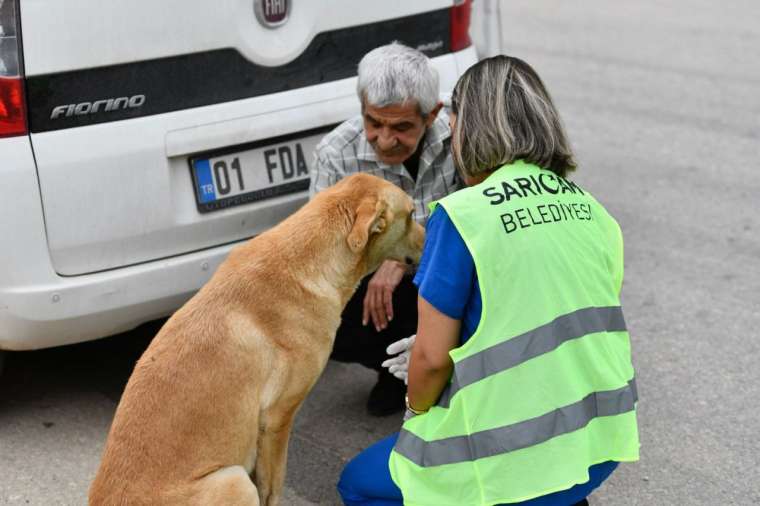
[405,393,429,415]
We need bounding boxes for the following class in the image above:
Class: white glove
[381,334,416,384]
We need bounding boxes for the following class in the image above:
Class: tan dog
[89,173,425,506]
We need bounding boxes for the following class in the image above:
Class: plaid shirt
[309,112,459,224]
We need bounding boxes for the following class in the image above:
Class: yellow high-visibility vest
[390,160,640,506]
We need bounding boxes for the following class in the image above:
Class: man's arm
[309,147,344,198]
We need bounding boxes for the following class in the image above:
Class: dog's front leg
[254,409,298,506]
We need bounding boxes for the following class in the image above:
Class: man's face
[363,101,437,165]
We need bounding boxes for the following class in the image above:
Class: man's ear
[425,101,444,127]
[347,197,388,253]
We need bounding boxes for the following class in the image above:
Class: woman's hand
[363,260,408,331]
[407,296,461,413]
[382,334,416,384]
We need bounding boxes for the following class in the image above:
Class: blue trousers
[337,433,618,506]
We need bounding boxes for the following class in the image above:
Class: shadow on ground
[1,320,164,406]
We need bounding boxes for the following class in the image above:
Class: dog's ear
[347,197,388,253]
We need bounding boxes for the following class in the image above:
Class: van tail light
[450,0,473,52]
[0,0,27,138]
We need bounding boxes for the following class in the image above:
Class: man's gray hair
[357,42,440,116]
[451,55,576,178]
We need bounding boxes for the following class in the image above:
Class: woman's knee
[336,433,402,506]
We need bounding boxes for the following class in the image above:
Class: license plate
[189,126,333,213]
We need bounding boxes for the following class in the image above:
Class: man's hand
[363,260,408,331]
[381,334,416,384]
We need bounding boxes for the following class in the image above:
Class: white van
[0,0,477,354]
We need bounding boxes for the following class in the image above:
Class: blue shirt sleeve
[413,206,475,321]
[414,206,483,344]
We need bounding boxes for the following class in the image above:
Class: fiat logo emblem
[254,0,289,28]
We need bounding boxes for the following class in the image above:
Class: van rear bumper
[0,239,240,351]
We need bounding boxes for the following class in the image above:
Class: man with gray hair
[310,42,459,416]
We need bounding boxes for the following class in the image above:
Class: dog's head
[338,174,425,275]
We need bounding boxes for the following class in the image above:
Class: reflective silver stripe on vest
[437,306,627,408]
[396,378,637,467]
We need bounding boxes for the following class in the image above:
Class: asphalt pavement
[2,1,759,504]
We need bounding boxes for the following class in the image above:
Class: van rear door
[21,0,455,275]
